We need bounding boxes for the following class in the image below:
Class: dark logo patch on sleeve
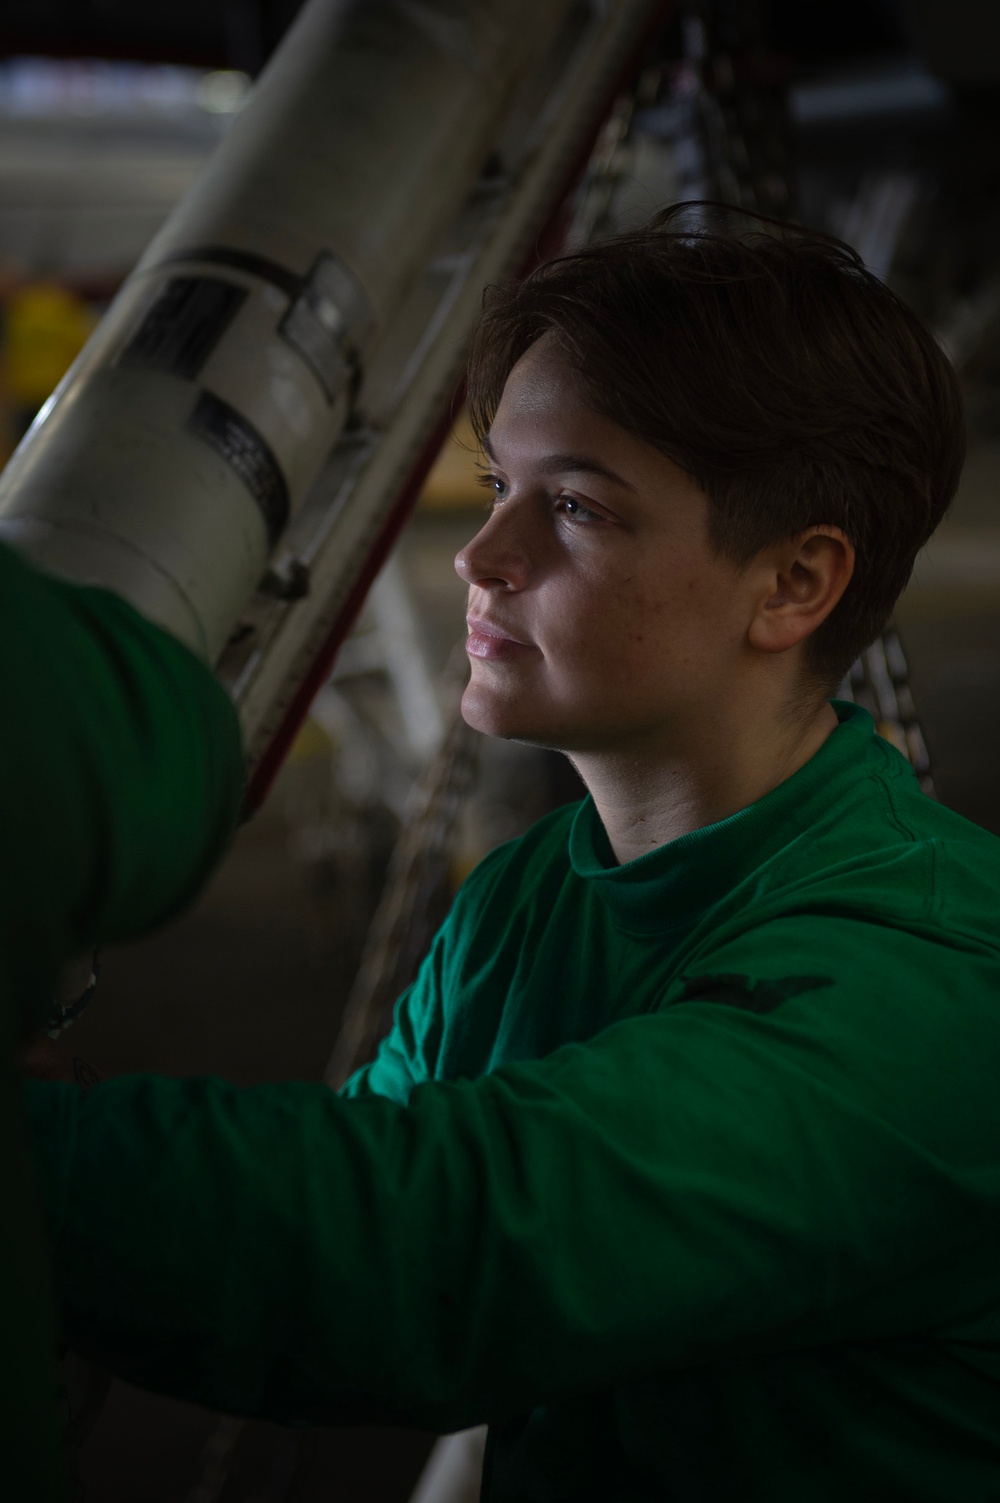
[677,972,833,1015]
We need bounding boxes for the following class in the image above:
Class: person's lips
[466,614,535,660]
[466,614,529,645]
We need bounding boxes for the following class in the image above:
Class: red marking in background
[244,0,675,814]
[244,398,463,812]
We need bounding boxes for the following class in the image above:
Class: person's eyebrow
[481,434,638,494]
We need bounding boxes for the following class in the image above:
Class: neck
[569,694,839,866]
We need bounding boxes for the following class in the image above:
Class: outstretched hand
[19,1034,102,1090]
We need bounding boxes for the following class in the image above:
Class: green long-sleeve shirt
[0,541,243,1501]
[24,701,1000,1498]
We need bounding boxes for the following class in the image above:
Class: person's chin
[461,683,543,743]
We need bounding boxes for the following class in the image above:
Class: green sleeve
[23,916,1000,1432]
[0,540,244,1501]
[340,840,516,1103]
[340,929,451,1104]
[0,542,244,1029]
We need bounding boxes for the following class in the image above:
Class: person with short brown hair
[24,205,1000,1502]
[467,201,965,692]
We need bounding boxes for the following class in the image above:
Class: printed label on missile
[187,391,289,543]
[120,278,247,381]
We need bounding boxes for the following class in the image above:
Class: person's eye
[556,495,603,524]
[475,470,507,509]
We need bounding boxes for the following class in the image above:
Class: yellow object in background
[288,716,334,764]
[4,282,96,410]
[418,410,486,511]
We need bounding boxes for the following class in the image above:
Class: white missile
[0,0,665,786]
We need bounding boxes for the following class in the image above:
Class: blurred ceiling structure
[0,0,992,79]
[0,0,307,74]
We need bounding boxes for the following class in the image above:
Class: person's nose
[454,502,533,591]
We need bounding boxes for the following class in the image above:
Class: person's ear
[747,527,855,655]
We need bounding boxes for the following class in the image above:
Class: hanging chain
[324,644,481,1088]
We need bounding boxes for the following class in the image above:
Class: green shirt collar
[567,701,892,935]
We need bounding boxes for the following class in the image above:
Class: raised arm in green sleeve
[0,540,244,1501]
[340,926,452,1104]
[340,839,520,1104]
[0,542,244,1026]
[22,916,1000,1438]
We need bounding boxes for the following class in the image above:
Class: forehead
[488,336,689,491]
[488,338,636,475]
[493,335,586,426]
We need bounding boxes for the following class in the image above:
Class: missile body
[0,0,575,659]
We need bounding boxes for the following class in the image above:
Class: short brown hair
[466,202,966,687]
